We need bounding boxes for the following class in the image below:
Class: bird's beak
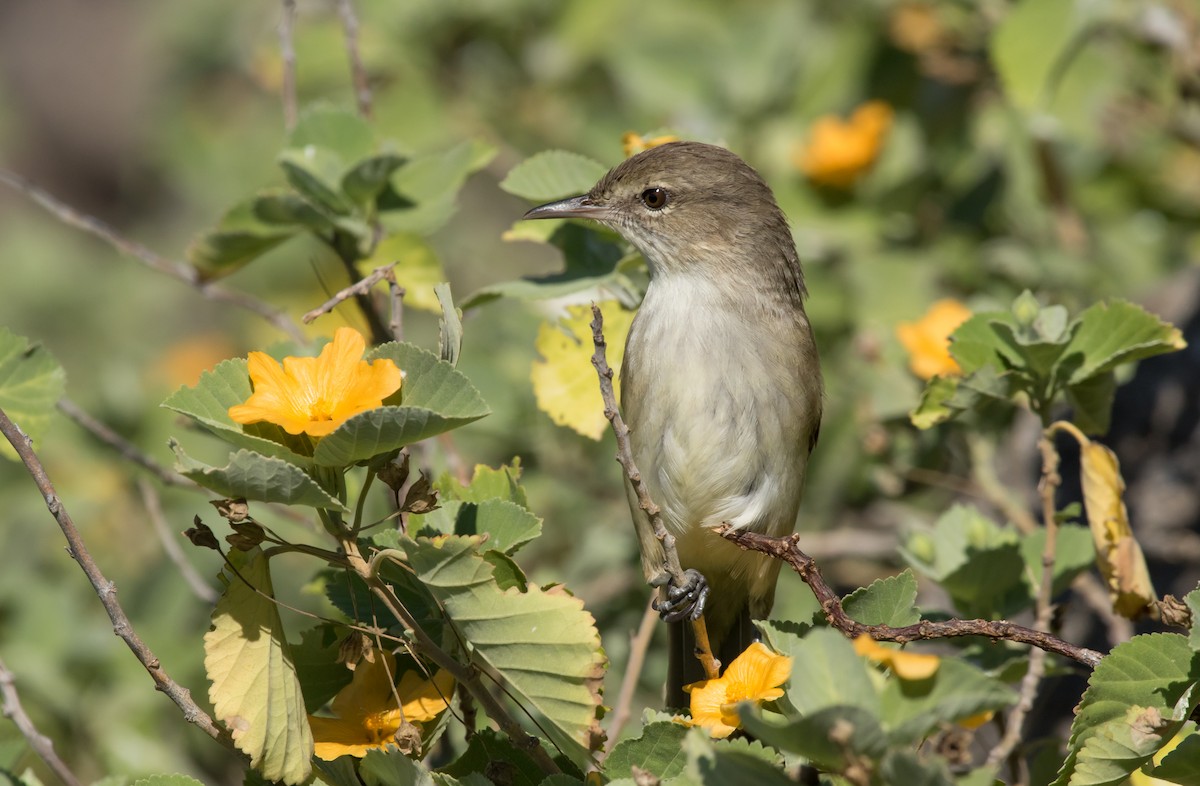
[523,194,610,221]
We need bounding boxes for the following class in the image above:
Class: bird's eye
[640,188,669,210]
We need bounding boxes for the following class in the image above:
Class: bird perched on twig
[524,142,822,707]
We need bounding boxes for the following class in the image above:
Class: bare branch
[717,526,1104,669]
[0,168,308,345]
[0,656,82,786]
[58,398,195,489]
[386,271,405,343]
[279,0,298,131]
[604,596,659,755]
[0,406,230,746]
[302,262,398,324]
[137,478,219,604]
[589,304,720,680]
[334,0,373,118]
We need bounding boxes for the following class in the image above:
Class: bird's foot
[650,569,709,623]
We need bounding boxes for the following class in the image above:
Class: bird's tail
[665,605,758,709]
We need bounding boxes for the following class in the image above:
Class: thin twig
[604,595,659,755]
[968,434,1038,535]
[302,262,398,324]
[57,398,195,489]
[0,657,82,786]
[0,407,230,746]
[279,0,298,131]
[1072,571,1134,647]
[0,169,308,345]
[589,305,720,680]
[334,0,372,119]
[137,478,219,604]
[386,272,405,343]
[717,527,1103,669]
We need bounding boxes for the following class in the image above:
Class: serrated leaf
[311,342,489,466]
[162,358,315,468]
[413,499,542,555]
[763,625,878,716]
[293,625,353,712]
[289,105,375,161]
[360,749,436,786]
[1067,372,1116,436]
[401,536,606,763]
[1071,705,1184,786]
[278,147,354,216]
[739,705,888,770]
[435,282,463,367]
[382,140,495,235]
[463,224,628,309]
[880,658,1016,744]
[173,444,345,511]
[1020,523,1095,602]
[1054,634,1200,785]
[531,300,634,440]
[343,152,407,205]
[681,728,794,785]
[437,461,528,507]
[205,547,313,784]
[1060,300,1186,386]
[0,328,64,462]
[1186,589,1200,651]
[603,721,689,781]
[438,729,551,786]
[186,197,298,280]
[1150,728,1200,783]
[949,312,1023,376]
[843,570,921,627]
[910,375,964,430]
[500,150,607,201]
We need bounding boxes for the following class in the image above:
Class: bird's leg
[649,568,709,623]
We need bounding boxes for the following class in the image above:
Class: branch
[0,656,82,786]
[279,0,298,131]
[589,305,720,680]
[0,168,308,345]
[302,262,398,324]
[57,398,195,489]
[604,595,659,755]
[334,0,373,119]
[717,527,1103,669]
[0,407,230,745]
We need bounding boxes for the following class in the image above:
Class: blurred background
[1,0,1198,781]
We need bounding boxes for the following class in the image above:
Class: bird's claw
[651,569,709,623]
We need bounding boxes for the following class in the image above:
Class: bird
[523,141,822,707]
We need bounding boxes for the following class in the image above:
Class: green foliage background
[0,0,1197,783]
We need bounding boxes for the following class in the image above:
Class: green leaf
[383,140,495,235]
[0,328,64,462]
[603,721,689,781]
[1054,633,1200,785]
[438,729,556,786]
[462,224,626,308]
[991,0,1079,112]
[1067,372,1117,436]
[1151,728,1200,784]
[1070,704,1186,786]
[162,358,315,469]
[435,282,463,367]
[1059,300,1186,386]
[293,624,352,713]
[173,444,346,511]
[876,749,957,786]
[252,189,337,234]
[186,197,298,280]
[204,547,313,784]
[500,150,608,201]
[763,625,879,715]
[401,536,606,763]
[437,461,528,507]
[739,706,888,770]
[278,147,354,216]
[910,375,964,430]
[361,749,436,786]
[129,777,207,786]
[413,499,542,555]
[949,312,1022,376]
[343,152,407,205]
[880,658,1016,744]
[1186,588,1200,651]
[843,570,921,627]
[682,728,795,786]
[311,342,489,466]
[1019,523,1095,601]
[289,105,375,161]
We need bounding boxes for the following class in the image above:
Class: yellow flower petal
[854,634,940,680]
[228,327,403,437]
[623,131,681,158]
[796,101,894,189]
[896,299,972,380]
[684,642,792,738]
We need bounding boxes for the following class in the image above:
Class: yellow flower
[623,131,681,158]
[796,101,894,189]
[896,299,973,380]
[684,642,792,739]
[309,650,454,760]
[853,634,940,680]
[228,327,403,437]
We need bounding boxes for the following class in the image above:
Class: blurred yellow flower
[309,650,454,760]
[157,333,237,389]
[853,634,940,680]
[684,642,792,739]
[888,2,944,53]
[623,131,681,158]
[896,299,973,380]
[228,327,403,437]
[796,101,894,189]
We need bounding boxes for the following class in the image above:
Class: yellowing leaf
[1080,440,1156,618]
[531,301,634,440]
[205,547,313,783]
[362,233,446,313]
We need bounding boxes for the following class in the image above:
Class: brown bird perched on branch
[524,142,822,706]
